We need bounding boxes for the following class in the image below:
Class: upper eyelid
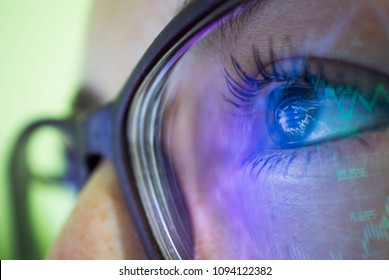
[196,1,389,77]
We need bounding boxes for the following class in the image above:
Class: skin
[48,0,389,259]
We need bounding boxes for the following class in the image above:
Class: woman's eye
[226,54,389,150]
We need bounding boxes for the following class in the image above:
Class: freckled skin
[47,162,146,259]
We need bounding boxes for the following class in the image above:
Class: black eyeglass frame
[9,0,246,260]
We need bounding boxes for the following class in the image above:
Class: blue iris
[266,85,321,148]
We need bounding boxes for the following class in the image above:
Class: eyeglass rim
[113,0,245,259]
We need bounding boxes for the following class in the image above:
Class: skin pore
[49,0,389,259]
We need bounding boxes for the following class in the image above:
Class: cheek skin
[47,161,146,259]
[192,130,389,259]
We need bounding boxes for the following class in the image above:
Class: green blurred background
[0,0,93,259]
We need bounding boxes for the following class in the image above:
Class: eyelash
[243,146,312,179]
[223,44,312,111]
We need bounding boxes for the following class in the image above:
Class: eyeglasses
[10,0,389,260]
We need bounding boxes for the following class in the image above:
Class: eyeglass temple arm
[9,119,75,259]
[8,103,114,259]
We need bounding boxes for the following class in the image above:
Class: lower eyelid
[244,149,299,178]
[244,130,380,180]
